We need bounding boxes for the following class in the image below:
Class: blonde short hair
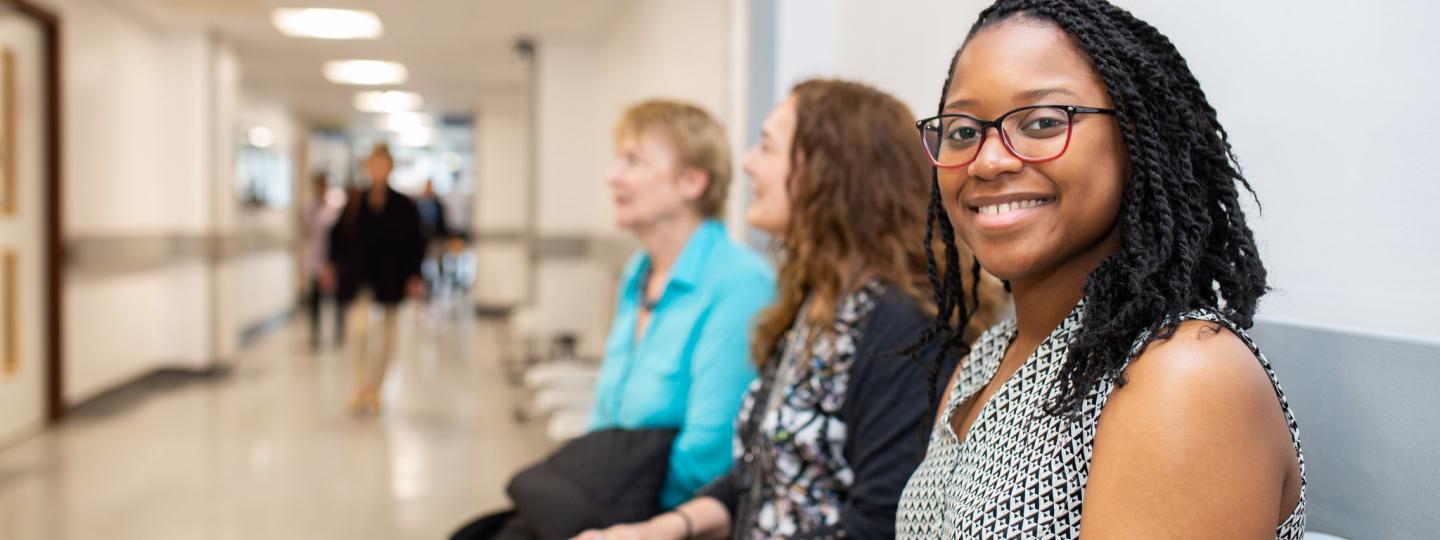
[613,100,731,219]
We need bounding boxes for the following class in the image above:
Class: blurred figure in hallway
[304,172,344,349]
[328,143,426,415]
[415,178,452,299]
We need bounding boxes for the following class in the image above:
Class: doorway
[0,0,62,445]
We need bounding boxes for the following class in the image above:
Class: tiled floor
[0,302,554,539]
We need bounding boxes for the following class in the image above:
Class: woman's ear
[677,167,710,203]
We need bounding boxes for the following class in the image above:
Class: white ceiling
[118,0,626,123]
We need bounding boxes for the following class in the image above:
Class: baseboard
[0,420,44,452]
[239,308,297,348]
[474,302,516,320]
[64,365,233,420]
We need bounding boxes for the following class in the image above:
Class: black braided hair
[916,0,1269,417]
[905,45,976,429]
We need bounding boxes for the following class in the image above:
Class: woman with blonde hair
[452,100,775,540]
[579,79,1003,540]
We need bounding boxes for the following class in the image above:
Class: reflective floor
[0,301,553,539]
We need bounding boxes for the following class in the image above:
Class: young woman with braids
[577,80,1003,540]
[894,1,1306,538]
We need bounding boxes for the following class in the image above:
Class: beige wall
[471,94,531,308]
[33,0,302,405]
[53,0,217,402]
[524,0,734,356]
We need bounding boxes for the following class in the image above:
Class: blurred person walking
[304,172,343,349]
[416,178,451,297]
[327,143,426,415]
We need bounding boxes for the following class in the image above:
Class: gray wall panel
[1250,321,1440,539]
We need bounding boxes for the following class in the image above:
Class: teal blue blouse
[588,219,776,509]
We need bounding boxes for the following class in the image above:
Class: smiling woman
[895,1,1306,539]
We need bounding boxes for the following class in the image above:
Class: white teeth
[976,199,1047,215]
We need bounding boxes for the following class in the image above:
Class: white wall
[50,0,217,402]
[537,0,731,237]
[60,10,210,236]
[475,96,530,233]
[33,0,303,404]
[472,94,531,308]
[65,264,210,401]
[774,0,983,122]
[1117,0,1440,341]
[773,0,1440,342]
[527,0,732,355]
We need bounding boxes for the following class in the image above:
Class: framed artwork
[0,46,13,216]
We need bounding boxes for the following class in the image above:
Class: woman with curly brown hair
[577,79,1004,540]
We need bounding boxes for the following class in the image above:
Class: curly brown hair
[751,79,970,366]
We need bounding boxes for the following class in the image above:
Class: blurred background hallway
[0,0,1435,538]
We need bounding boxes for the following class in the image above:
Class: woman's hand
[318,264,337,293]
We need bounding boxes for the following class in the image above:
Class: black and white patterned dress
[895,302,1307,539]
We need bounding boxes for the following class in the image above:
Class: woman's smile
[961,192,1058,232]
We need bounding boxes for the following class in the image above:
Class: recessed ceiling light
[379,112,432,131]
[354,91,423,113]
[324,60,408,85]
[272,8,383,40]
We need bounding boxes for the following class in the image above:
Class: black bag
[487,427,678,540]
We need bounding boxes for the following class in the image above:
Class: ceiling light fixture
[272,8,383,40]
[379,112,433,131]
[354,91,423,113]
[324,60,408,85]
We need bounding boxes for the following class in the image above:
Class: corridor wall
[522,0,732,357]
[55,0,215,402]
[471,94,531,310]
[34,0,302,405]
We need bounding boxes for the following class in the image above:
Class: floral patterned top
[699,280,956,539]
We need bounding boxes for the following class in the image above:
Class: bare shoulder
[1080,319,1297,538]
[1104,319,1286,458]
[1122,319,1273,405]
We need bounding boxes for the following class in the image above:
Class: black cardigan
[328,187,425,305]
[698,286,958,539]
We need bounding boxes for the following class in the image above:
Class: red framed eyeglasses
[916,105,1116,168]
